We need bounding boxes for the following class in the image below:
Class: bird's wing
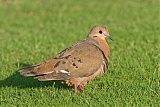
[19,39,107,80]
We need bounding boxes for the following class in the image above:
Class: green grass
[0,0,159,106]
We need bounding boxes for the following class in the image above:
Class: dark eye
[99,30,102,34]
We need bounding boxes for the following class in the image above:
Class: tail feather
[19,68,37,76]
[19,63,42,76]
[35,72,73,81]
[19,67,73,81]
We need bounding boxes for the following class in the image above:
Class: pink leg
[79,86,84,92]
[74,84,78,94]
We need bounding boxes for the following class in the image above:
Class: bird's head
[88,26,114,41]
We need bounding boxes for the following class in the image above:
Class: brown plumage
[19,25,113,94]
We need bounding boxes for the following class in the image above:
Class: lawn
[0,0,159,106]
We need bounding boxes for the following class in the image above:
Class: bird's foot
[74,84,85,94]
[74,84,78,94]
[79,85,84,92]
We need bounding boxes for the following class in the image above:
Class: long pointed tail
[19,68,36,76]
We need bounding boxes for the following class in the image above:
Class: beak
[104,34,114,41]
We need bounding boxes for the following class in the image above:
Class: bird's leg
[74,84,78,94]
[79,85,84,92]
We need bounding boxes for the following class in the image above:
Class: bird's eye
[99,30,102,34]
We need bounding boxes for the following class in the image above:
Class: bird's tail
[19,68,36,76]
[19,64,41,76]
[19,67,73,81]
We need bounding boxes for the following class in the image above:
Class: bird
[19,25,114,94]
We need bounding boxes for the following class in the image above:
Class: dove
[19,25,114,94]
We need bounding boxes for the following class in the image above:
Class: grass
[0,0,159,106]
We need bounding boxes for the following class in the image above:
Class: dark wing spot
[65,55,71,59]
[72,63,76,66]
[72,63,79,68]
[78,59,82,63]
[54,61,61,68]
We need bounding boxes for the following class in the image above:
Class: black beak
[105,34,114,41]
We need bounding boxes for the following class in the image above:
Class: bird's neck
[93,38,110,63]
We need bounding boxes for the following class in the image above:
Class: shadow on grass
[0,63,71,90]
